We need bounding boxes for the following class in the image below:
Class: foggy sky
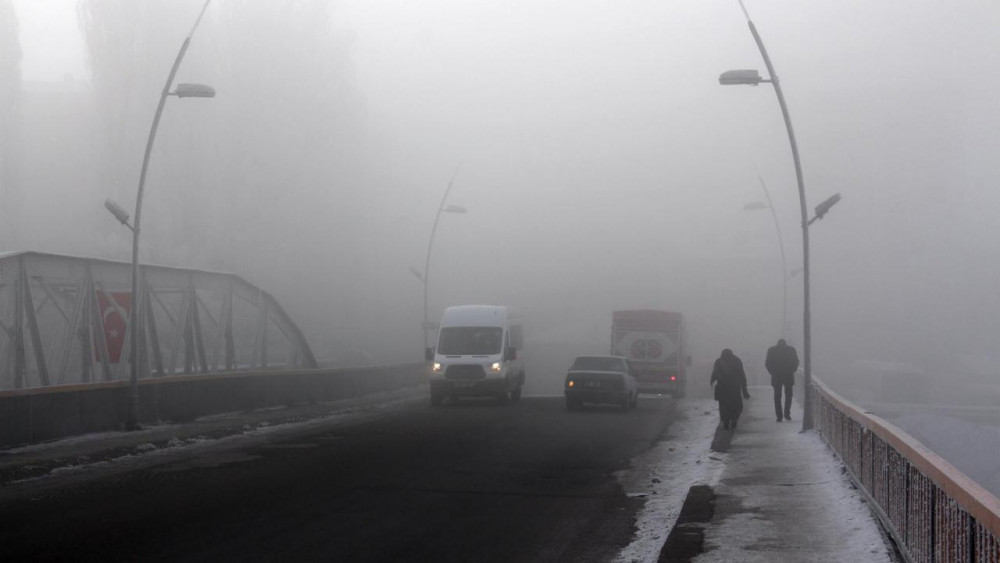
[6,1,1000,386]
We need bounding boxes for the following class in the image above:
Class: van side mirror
[507,347,517,361]
[425,347,434,362]
[686,355,692,367]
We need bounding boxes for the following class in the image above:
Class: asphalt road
[0,395,682,562]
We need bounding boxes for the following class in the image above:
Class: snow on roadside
[614,398,724,562]
[795,433,895,562]
[614,397,892,562]
[694,426,894,563]
[4,389,425,487]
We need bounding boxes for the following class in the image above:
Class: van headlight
[433,362,443,372]
[490,362,502,372]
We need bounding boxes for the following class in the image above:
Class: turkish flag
[95,292,132,364]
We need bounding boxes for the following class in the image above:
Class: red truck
[610,310,689,398]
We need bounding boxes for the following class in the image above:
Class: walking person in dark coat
[765,339,799,422]
[710,349,750,430]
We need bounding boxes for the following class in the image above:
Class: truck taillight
[670,375,676,381]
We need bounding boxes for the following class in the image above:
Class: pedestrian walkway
[660,386,898,562]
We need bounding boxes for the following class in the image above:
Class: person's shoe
[777,417,783,422]
[731,419,737,429]
[784,413,792,421]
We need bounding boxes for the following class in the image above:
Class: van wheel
[511,385,522,402]
[630,393,638,410]
[430,390,444,407]
[496,389,510,404]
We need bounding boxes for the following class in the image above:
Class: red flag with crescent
[95,292,131,364]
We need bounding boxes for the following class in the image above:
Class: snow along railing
[811,376,1000,563]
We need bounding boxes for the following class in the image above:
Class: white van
[427,305,525,406]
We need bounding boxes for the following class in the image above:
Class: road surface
[0,395,682,562]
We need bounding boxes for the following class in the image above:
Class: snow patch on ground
[615,394,895,562]
[614,399,723,562]
[3,425,172,455]
[4,390,424,487]
[695,422,893,563]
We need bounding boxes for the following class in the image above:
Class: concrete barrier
[0,363,428,448]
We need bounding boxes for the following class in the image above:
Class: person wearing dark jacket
[710,349,750,430]
[765,339,799,422]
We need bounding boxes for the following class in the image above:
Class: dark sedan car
[564,355,638,411]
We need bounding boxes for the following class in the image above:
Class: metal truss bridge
[0,252,317,390]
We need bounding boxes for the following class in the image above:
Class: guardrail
[811,377,1000,563]
[0,363,427,448]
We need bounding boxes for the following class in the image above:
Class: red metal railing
[811,377,1000,562]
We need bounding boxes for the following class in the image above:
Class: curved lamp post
[410,165,466,359]
[105,0,214,430]
[720,17,844,431]
[744,176,788,338]
[720,0,816,429]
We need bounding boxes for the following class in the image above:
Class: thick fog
[4,1,1000,403]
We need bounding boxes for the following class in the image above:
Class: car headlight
[432,362,442,372]
[567,380,575,388]
[490,362,502,372]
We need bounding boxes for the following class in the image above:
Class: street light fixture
[105,0,214,431]
[809,193,842,225]
[414,164,466,359]
[721,0,818,430]
[171,83,216,99]
[104,199,133,231]
[719,69,766,86]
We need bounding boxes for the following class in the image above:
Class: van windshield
[438,327,503,355]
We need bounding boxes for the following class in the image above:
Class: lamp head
[171,83,216,98]
[719,69,764,86]
[813,193,842,221]
[104,198,131,227]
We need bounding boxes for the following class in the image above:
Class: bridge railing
[811,377,1000,563]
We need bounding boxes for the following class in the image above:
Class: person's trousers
[773,383,793,419]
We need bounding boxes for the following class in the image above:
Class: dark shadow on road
[710,425,733,452]
[658,484,716,562]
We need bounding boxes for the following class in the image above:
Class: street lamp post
[412,165,466,359]
[720,1,815,430]
[106,0,214,431]
[744,176,788,338]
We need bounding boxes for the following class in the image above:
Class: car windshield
[571,357,626,372]
[437,327,503,355]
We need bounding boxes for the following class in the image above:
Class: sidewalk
[659,386,899,562]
